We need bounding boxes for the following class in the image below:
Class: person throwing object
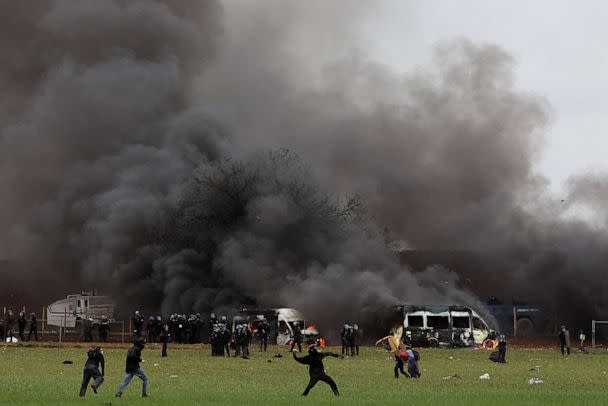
[116,337,149,398]
[293,345,343,396]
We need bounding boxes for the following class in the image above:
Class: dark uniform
[28,313,38,341]
[293,346,342,396]
[79,347,105,397]
[340,324,349,355]
[353,324,360,356]
[219,316,230,355]
[290,322,303,352]
[497,335,507,363]
[132,311,144,337]
[116,338,148,398]
[99,316,110,342]
[5,310,15,342]
[559,326,571,355]
[159,324,170,357]
[18,312,26,341]
[235,324,252,359]
[147,316,157,344]
[258,320,270,352]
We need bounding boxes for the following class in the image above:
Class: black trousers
[394,356,406,378]
[290,340,302,352]
[80,366,103,396]
[302,373,339,396]
[28,328,38,341]
[19,327,25,341]
[498,348,506,363]
[260,336,268,351]
[162,342,168,357]
[239,343,249,358]
[561,345,570,355]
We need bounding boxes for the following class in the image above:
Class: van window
[77,300,81,308]
[452,316,470,329]
[473,317,487,330]
[407,315,423,327]
[427,316,449,329]
[84,300,88,308]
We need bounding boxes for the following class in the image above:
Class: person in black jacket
[235,324,252,359]
[99,315,110,343]
[27,313,38,341]
[258,319,270,352]
[18,312,26,342]
[132,311,144,338]
[293,345,343,396]
[79,347,105,397]
[5,310,14,342]
[116,337,149,398]
[290,322,303,353]
[497,335,507,363]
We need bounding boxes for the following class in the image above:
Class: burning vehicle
[399,305,493,348]
[46,292,114,328]
[232,308,325,346]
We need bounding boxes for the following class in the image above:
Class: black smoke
[0,1,604,331]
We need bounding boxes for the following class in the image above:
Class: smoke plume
[1,1,605,331]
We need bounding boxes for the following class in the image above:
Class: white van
[46,292,114,328]
[402,305,491,347]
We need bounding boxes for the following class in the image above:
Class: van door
[472,317,489,345]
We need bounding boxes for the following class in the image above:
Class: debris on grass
[62,360,73,364]
[169,375,178,378]
[479,373,490,380]
[528,377,543,385]
[442,373,460,380]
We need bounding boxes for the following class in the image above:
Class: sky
[363,0,608,196]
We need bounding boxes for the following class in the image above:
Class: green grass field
[1,344,608,405]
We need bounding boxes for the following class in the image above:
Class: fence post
[592,320,596,348]
[512,307,517,337]
[122,321,125,344]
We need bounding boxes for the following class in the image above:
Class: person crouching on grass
[79,346,104,397]
[293,345,343,396]
[116,337,149,398]
[376,329,407,379]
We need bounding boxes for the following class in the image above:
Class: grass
[1,344,608,405]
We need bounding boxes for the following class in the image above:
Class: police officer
[219,316,230,355]
[18,311,26,342]
[497,334,507,363]
[353,324,361,356]
[290,322,303,352]
[5,310,15,342]
[80,346,105,397]
[132,311,144,338]
[99,315,110,343]
[258,319,270,352]
[346,325,356,356]
[160,323,170,357]
[210,322,221,356]
[28,313,38,341]
[83,317,94,342]
[293,345,343,396]
[236,324,252,359]
[558,325,571,355]
[147,315,157,344]
[340,324,349,355]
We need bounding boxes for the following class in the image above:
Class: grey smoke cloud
[1,0,603,330]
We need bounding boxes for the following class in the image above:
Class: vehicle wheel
[516,318,535,336]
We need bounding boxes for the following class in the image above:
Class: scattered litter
[529,368,536,371]
[479,373,490,380]
[154,363,160,367]
[273,354,283,358]
[62,360,73,364]
[267,360,272,363]
[442,373,460,380]
[449,356,454,360]
[528,377,543,385]
[169,375,178,378]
